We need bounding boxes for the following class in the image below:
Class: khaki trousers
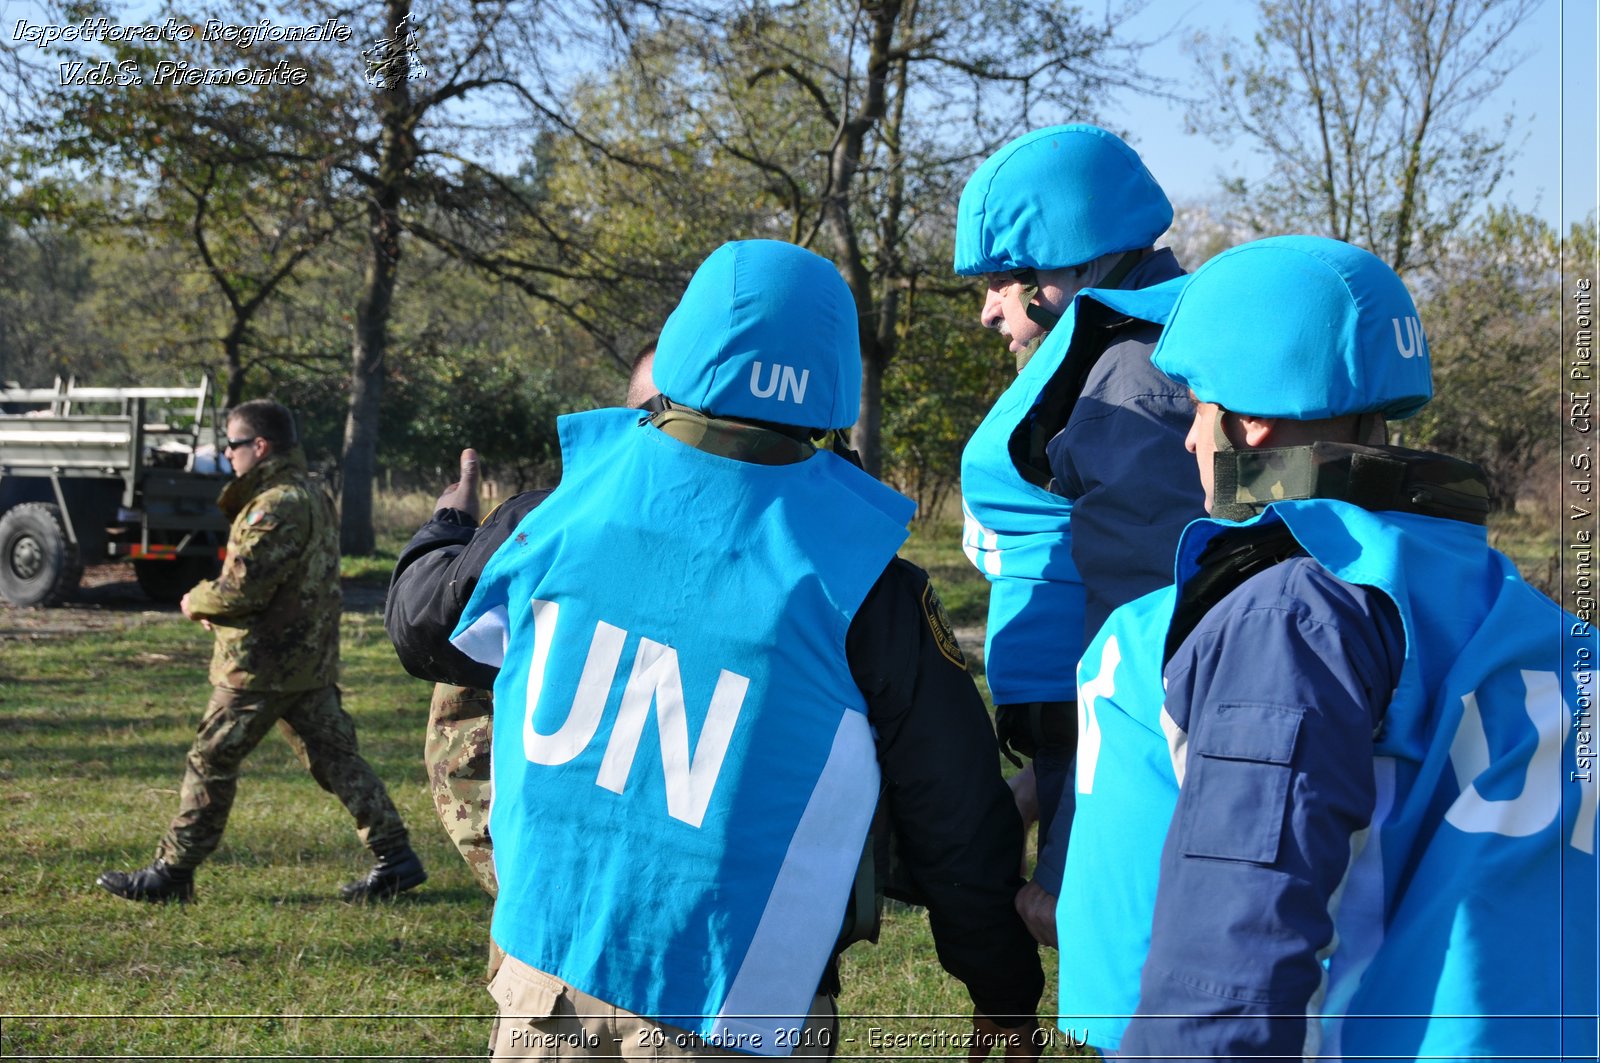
[489,954,837,1060]
[156,686,409,868]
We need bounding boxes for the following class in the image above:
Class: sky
[1102,0,1598,231]
[5,0,1595,231]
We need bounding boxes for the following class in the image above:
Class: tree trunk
[339,0,415,556]
[222,329,245,408]
[855,335,886,477]
[341,230,394,555]
[831,0,900,477]
[862,34,911,485]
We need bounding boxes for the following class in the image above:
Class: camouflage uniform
[426,682,504,980]
[426,683,497,896]
[155,446,410,869]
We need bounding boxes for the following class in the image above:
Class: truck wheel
[134,556,221,603]
[0,502,82,607]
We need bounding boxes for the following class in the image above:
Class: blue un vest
[960,279,1185,703]
[1058,500,1598,1058]
[453,409,913,1055]
[1054,582,1177,1051]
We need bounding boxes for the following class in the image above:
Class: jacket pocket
[1176,702,1304,864]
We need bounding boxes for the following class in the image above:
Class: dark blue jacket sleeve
[384,490,551,686]
[1029,759,1073,894]
[1119,557,1403,1058]
[1047,327,1205,643]
[851,559,1044,1023]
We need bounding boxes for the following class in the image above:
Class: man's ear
[1237,414,1278,449]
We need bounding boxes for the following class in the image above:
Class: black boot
[340,845,426,902]
[97,859,195,904]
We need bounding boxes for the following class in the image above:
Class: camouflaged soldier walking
[98,399,425,904]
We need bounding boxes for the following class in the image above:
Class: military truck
[0,379,232,607]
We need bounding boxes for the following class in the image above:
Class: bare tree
[543,0,1151,475]
[1190,0,1538,273]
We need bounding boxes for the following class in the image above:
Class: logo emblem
[749,362,810,404]
[1392,316,1425,360]
[361,13,427,88]
[922,583,966,669]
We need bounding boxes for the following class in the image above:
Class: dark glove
[994,701,1078,767]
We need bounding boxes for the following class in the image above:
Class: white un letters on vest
[1445,669,1597,854]
[1076,634,1597,855]
[520,598,750,829]
[960,501,1003,577]
[750,361,810,404]
[1074,634,1120,794]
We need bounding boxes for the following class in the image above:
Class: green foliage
[0,221,111,384]
[2,0,361,401]
[881,288,1011,520]
[383,352,575,492]
[523,0,1140,474]
[370,240,615,489]
[0,0,1557,563]
[1408,206,1560,511]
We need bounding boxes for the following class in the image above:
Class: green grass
[0,615,493,1058]
[38,502,1565,1059]
[340,546,403,585]
[0,550,1083,1059]
[900,519,989,630]
[1488,505,1562,602]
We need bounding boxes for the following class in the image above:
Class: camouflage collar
[219,445,311,517]
[1213,442,1489,525]
[647,409,817,466]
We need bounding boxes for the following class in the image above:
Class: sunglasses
[224,436,260,451]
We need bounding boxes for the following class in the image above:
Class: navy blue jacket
[1122,555,1404,1056]
[1034,248,1202,893]
[1045,247,1201,641]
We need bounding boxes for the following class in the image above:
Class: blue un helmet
[953,124,1174,276]
[1152,236,1434,420]
[652,240,860,431]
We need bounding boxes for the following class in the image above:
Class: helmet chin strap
[1022,296,1062,333]
[1012,270,1063,354]
[1213,406,1237,452]
[1013,332,1047,372]
[1010,250,1145,370]
[1210,407,1241,517]
[1008,269,1057,371]
[1353,411,1383,446]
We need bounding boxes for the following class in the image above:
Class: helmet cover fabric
[653,240,861,430]
[1151,235,1433,420]
[953,124,1173,275]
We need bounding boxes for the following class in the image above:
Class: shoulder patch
[245,509,278,528]
[922,582,967,669]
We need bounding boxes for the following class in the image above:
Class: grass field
[0,515,1081,1061]
[0,499,1561,1059]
